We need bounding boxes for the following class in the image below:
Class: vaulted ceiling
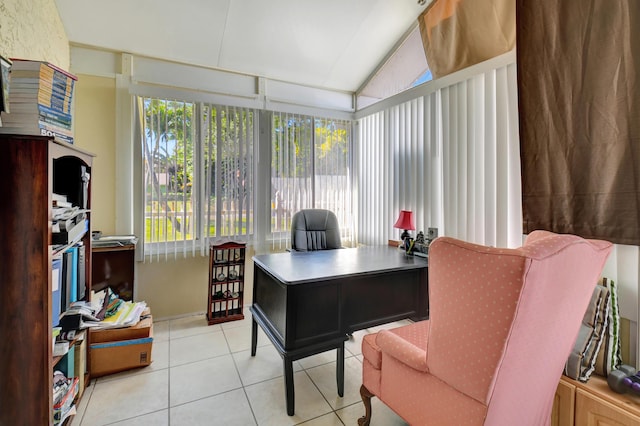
[54,0,431,94]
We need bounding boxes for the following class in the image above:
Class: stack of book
[52,371,78,425]
[0,59,76,144]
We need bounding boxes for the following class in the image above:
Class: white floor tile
[153,320,170,343]
[297,348,343,370]
[305,357,363,410]
[219,308,254,330]
[169,330,230,367]
[344,330,368,356]
[232,345,302,387]
[81,370,169,425]
[336,399,408,426]
[170,354,242,406]
[169,388,256,426]
[107,410,169,426]
[245,372,333,426]
[149,339,170,371]
[223,324,270,353]
[69,380,94,426]
[295,412,345,425]
[169,315,221,339]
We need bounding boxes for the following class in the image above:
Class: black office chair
[290,209,342,251]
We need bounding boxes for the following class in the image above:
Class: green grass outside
[144,216,250,242]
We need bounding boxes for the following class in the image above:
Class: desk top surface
[253,245,428,285]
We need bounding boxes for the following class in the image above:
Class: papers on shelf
[89,288,147,329]
[92,234,138,248]
[95,300,147,330]
[52,206,89,221]
[59,289,147,330]
[96,235,137,241]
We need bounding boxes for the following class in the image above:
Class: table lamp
[393,210,415,242]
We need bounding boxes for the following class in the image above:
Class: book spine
[38,119,73,136]
[69,246,78,304]
[38,91,73,114]
[38,105,73,126]
[40,127,74,144]
[10,75,74,97]
[41,61,78,81]
[4,102,74,122]
[37,78,75,99]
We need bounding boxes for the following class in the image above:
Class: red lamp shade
[394,210,415,231]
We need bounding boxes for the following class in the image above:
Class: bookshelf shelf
[0,134,94,425]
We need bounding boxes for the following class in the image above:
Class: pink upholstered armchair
[359,230,612,425]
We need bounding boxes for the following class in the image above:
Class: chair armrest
[376,329,429,372]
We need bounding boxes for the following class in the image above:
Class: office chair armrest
[376,329,429,372]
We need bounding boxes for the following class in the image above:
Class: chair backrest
[290,209,341,251]
[426,230,612,425]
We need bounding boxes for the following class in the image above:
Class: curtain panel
[517,1,640,245]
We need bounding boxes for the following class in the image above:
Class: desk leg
[251,318,258,356]
[284,357,295,416]
[337,342,344,397]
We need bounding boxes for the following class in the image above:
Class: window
[269,112,354,250]
[357,25,431,109]
[139,97,254,259]
[138,95,353,257]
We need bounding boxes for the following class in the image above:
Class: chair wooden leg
[358,384,374,426]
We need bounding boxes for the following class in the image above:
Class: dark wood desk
[250,245,428,415]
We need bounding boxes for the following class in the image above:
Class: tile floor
[71,310,410,426]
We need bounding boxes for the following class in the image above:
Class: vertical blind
[139,97,254,261]
[140,97,196,262]
[201,104,254,246]
[270,112,353,250]
[356,61,522,248]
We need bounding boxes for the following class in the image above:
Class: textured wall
[0,0,69,69]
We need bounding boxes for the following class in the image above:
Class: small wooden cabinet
[92,241,136,301]
[207,241,246,325]
[552,375,640,426]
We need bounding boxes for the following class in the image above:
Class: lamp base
[400,230,411,241]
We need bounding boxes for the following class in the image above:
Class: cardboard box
[90,317,153,377]
[90,316,153,344]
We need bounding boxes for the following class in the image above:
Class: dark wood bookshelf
[0,134,94,425]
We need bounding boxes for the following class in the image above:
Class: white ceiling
[54,0,430,93]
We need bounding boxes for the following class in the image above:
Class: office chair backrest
[290,209,341,251]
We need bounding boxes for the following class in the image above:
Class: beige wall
[136,253,254,319]
[137,257,210,318]
[74,75,117,234]
[0,0,69,69]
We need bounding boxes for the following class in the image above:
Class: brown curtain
[418,0,515,78]
[517,1,640,245]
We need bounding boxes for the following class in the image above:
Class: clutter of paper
[60,288,147,330]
